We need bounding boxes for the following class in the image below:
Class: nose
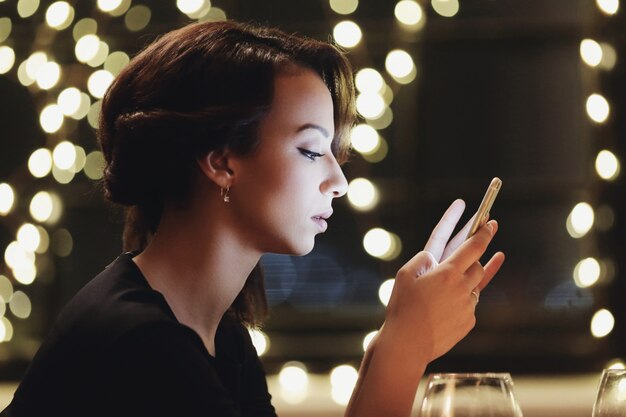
[321,156,348,198]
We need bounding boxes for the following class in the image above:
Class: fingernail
[486,221,494,233]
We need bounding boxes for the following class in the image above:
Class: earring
[221,186,230,203]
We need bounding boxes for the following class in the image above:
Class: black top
[2,252,277,417]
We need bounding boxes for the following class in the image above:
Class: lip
[311,209,333,232]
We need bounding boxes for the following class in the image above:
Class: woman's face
[227,67,348,255]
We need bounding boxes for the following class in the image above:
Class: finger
[443,220,498,272]
[464,261,486,292]
[476,251,505,291]
[441,212,492,261]
[424,199,465,261]
[399,250,439,278]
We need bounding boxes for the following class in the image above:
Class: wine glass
[418,373,523,417]
[592,368,626,417]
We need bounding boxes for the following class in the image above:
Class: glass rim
[428,372,513,380]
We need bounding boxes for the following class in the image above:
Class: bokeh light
[17,223,41,253]
[385,49,416,83]
[177,0,204,14]
[596,0,619,15]
[36,61,61,90]
[45,1,74,30]
[0,17,11,43]
[350,124,380,154]
[573,257,601,288]
[354,68,384,94]
[104,51,130,76]
[333,21,362,48]
[591,309,615,338]
[84,151,105,180]
[0,275,14,304]
[347,178,379,211]
[125,5,152,32]
[330,365,358,405]
[17,0,40,18]
[395,0,424,27]
[87,41,110,68]
[580,39,602,67]
[362,330,378,352]
[51,228,73,257]
[73,18,97,42]
[278,362,309,404]
[97,0,122,12]
[53,141,77,170]
[30,191,62,224]
[75,34,101,63]
[0,46,16,74]
[566,202,594,238]
[595,150,620,180]
[599,43,617,71]
[57,87,82,115]
[28,148,53,178]
[40,104,64,133]
[88,70,114,99]
[0,183,15,216]
[249,328,270,356]
[431,0,460,17]
[329,0,358,15]
[9,291,32,319]
[378,278,394,307]
[356,93,385,119]
[586,93,610,123]
[363,228,402,260]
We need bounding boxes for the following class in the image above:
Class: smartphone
[465,177,502,240]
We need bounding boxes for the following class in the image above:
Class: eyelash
[298,148,325,161]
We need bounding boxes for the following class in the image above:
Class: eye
[298,148,325,161]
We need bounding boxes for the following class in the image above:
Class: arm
[345,201,505,417]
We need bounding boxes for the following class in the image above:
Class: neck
[132,202,260,356]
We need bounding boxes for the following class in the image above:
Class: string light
[596,0,619,15]
[249,329,270,356]
[330,365,358,405]
[586,93,610,123]
[595,150,620,180]
[580,39,603,67]
[125,6,151,32]
[333,21,362,48]
[431,0,460,17]
[378,278,394,306]
[45,2,75,30]
[395,0,424,27]
[329,0,358,15]
[347,178,379,211]
[566,202,594,238]
[17,0,40,19]
[573,257,601,288]
[0,17,11,43]
[0,46,15,74]
[591,309,615,338]
[278,362,309,404]
[362,330,378,351]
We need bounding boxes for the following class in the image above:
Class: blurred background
[0,0,624,415]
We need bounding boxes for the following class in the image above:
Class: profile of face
[226,67,349,256]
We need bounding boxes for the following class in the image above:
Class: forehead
[260,68,335,136]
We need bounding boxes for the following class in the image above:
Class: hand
[382,201,505,363]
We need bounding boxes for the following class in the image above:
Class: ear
[197,149,235,188]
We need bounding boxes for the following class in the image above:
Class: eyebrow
[296,123,330,139]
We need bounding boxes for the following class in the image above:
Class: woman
[2,21,504,417]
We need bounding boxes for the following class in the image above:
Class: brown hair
[97,20,356,327]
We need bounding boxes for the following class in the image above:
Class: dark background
[0,0,624,378]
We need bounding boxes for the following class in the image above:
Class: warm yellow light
[599,43,617,71]
[88,70,114,99]
[586,93,610,123]
[72,18,97,42]
[199,6,226,22]
[364,228,401,260]
[72,146,87,173]
[596,0,619,15]
[26,51,47,80]
[17,60,35,86]
[395,0,424,26]
[124,5,152,31]
[9,291,32,319]
[35,225,50,254]
[84,151,105,180]
[0,17,11,43]
[53,141,77,170]
[0,321,5,342]
[329,0,358,15]
[46,1,74,30]
[596,150,620,180]
[350,124,379,154]
[278,362,309,404]
[17,0,40,18]
[36,61,61,90]
[385,49,415,78]
[378,278,394,307]
[177,0,204,14]
[87,100,103,129]
[0,183,15,216]
[104,51,130,76]
[347,178,379,211]
[580,39,602,67]
[566,202,594,238]
[333,21,362,48]
[591,309,615,338]
[362,330,378,352]
[573,257,601,288]
[17,223,40,253]
[367,107,393,131]
[0,46,15,74]
[75,34,101,63]
[356,93,385,119]
[330,365,358,405]
[0,275,13,304]
[4,241,34,271]
[97,0,122,12]
[607,360,626,370]
[0,318,12,342]
[28,149,53,178]
[57,87,81,115]
[431,0,460,17]
[69,93,91,120]
[249,329,269,356]
[355,68,384,94]
[51,228,73,257]
[40,104,64,133]
[30,191,62,224]
[87,41,109,68]
[106,0,131,17]
[52,165,75,185]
